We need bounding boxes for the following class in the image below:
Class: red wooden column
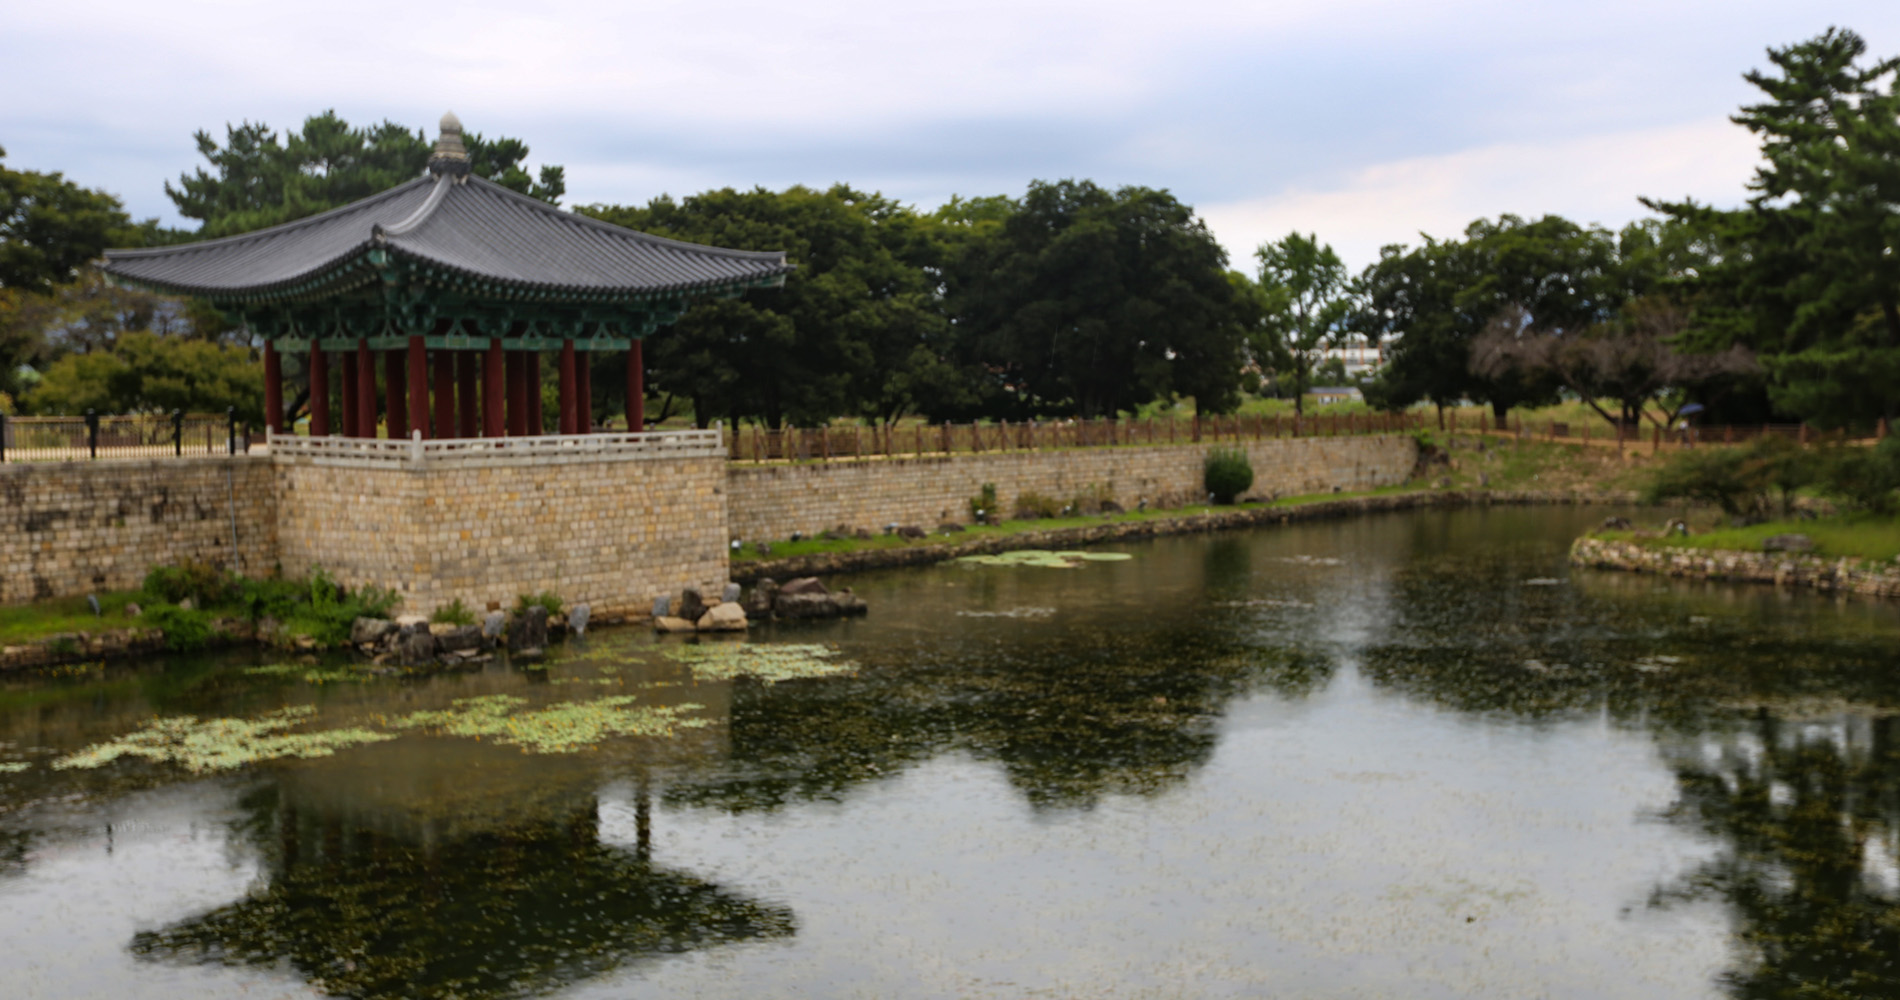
[308,343,330,437]
[456,351,479,438]
[505,349,527,437]
[406,336,428,439]
[626,339,644,433]
[263,340,284,434]
[558,339,577,435]
[525,351,544,435]
[576,352,593,433]
[483,337,506,438]
[384,347,408,440]
[340,349,358,437]
[355,338,376,437]
[432,349,455,439]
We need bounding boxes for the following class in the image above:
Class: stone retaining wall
[1570,536,1900,599]
[725,434,1417,544]
[277,454,729,620]
[0,456,277,604]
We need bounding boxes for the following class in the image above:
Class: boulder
[398,631,438,666]
[350,617,397,646]
[832,590,869,617]
[937,522,966,534]
[1763,533,1815,553]
[482,611,507,640]
[436,625,484,653]
[897,525,927,540]
[508,606,549,651]
[653,615,698,633]
[677,587,709,625]
[697,602,749,632]
[743,580,780,620]
[1599,517,1634,531]
[774,591,839,620]
[395,613,429,630]
[721,582,742,603]
[568,603,591,636]
[780,577,829,596]
[652,594,672,618]
[123,603,142,618]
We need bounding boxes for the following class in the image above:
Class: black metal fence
[0,409,253,463]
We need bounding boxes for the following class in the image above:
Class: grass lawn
[1610,515,1900,563]
[0,590,148,645]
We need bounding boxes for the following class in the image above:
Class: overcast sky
[6,1,1898,270]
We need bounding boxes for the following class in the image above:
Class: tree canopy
[167,110,565,238]
[1649,27,1900,430]
[1252,232,1353,415]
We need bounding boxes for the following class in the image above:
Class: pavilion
[95,114,785,618]
[103,112,791,440]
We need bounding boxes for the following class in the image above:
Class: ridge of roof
[102,177,434,261]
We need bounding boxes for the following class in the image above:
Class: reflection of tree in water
[1357,557,1900,723]
[668,622,1333,813]
[130,781,794,1000]
[1649,714,1900,999]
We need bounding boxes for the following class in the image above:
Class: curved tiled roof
[102,175,792,301]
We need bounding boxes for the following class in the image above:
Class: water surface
[3,506,1898,999]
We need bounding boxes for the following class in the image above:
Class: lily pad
[662,643,857,684]
[52,706,396,773]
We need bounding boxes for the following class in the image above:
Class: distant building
[1310,386,1363,405]
[1321,334,1385,376]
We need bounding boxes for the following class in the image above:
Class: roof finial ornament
[428,111,471,179]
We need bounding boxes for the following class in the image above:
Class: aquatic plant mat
[955,549,1135,568]
[25,639,866,776]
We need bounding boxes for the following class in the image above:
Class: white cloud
[1199,117,1763,272]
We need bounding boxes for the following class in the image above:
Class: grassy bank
[0,591,147,645]
[1603,515,1900,563]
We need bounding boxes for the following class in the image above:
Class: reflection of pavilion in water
[130,737,793,1000]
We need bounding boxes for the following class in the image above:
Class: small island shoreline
[1570,536,1900,600]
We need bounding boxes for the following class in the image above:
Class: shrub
[1068,483,1115,516]
[968,483,998,522]
[142,560,230,607]
[1826,436,1900,515]
[515,591,563,617]
[431,598,477,626]
[1643,447,1767,519]
[1012,490,1064,520]
[146,603,215,652]
[1204,447,1254,504]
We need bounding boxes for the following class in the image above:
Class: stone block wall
[276,454,729,619]
[0,456,278,603]
[725,434,1417,543]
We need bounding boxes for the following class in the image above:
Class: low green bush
[142,560,230,607]
[431,598,477,626]
[515,591,563,617]
[146,603,215,652]
[1203,447,1254,504]
[968,483,998,522]
[1013,490,1064,520]
[1826,437,1900,515]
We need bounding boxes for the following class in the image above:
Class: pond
[3,506,1898,999]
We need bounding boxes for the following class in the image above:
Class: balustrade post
[171,410,183,456]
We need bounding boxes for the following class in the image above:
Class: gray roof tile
[102,175,791,301]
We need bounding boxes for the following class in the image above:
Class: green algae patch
[661,643,858,684]
[392,694,712,754]
[0,762,29,774]
[956,549,1132,568]
[245,663,377,684]
[51,706,396,773]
